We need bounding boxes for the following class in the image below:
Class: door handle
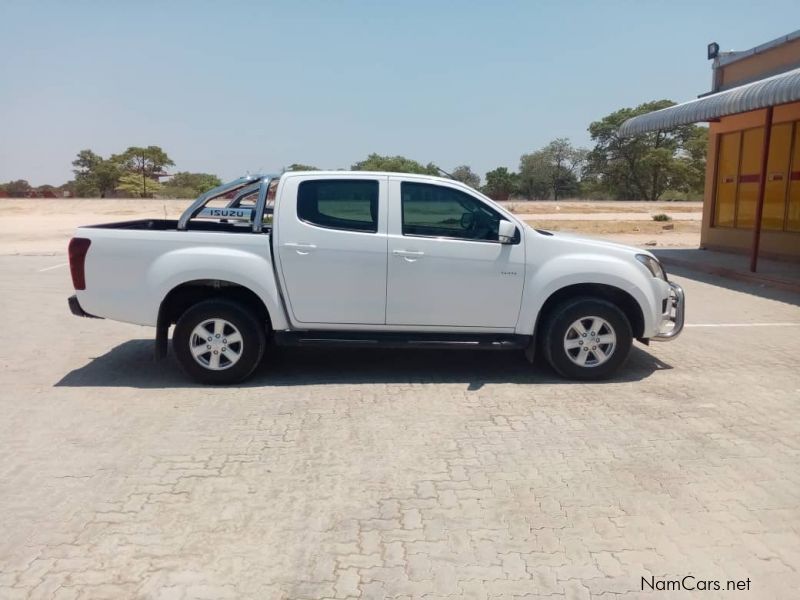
[283,242,317,255]
[393,249,424,262]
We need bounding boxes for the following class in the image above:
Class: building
[620,30,800,270]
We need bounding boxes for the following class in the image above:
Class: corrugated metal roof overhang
[618,67,800,137]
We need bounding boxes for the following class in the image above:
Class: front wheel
[542,297,632,380]
[173,299,266,385]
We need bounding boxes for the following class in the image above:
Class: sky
[1,0,799,186]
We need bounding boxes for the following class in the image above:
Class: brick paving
[1,256,799,599]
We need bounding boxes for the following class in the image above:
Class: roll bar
[225,182,261,209]
[176,174,278,232]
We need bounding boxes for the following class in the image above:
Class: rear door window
[297,180,379,233]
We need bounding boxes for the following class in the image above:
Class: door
[386,179,525,328]
[763,122,791,230]
[736,127,764,229]
[275,175,388,325]
[714,131,740,227]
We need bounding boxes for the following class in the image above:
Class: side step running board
[274,330,531,351]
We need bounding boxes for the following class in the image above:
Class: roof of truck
[281,170,461,184]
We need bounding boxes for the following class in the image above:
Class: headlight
[635,254,667,280]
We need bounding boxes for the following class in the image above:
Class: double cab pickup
[68,172,684,384]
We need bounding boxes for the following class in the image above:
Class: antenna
[432,165,456,180]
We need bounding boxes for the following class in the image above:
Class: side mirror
[498,219,516,244]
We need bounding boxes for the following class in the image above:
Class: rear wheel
[542,297,632,380]
[173,299,265,385]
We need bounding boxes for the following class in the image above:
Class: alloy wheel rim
[189,318,243,371]
[563,316,616,368]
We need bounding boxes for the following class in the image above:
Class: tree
[117,172,162,197]
[285,163,319,171]
[519,139,587,200]
[115,146,174,198]
[586,100,707,200]
[352,153,438,175]
[73,177,97,197]
[72,149,103,174]
[677,126,708,198]
[71,149,121,197]
[36,184,58,198]
[73,149,102,196]
[542,138,587,200]
[94,161,123,197]
[162,172,222,197]
[57,181,77,197]
[2,180,32,197]
[483,167,519,200]
[450,165,480,188]
[518,151,553,199]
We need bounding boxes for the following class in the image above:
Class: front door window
[401,182,504,242]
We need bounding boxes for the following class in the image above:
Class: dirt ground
[500,200,703,215]
[527,220,702,249]
[0,198,704,255]
[0,199,188,255]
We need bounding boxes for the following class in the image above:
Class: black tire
[173,299,266,385]
[542,297,632,381]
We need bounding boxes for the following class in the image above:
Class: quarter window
[401,182,503,242]
[297,179,379,233]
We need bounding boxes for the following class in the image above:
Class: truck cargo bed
[85,219,267,234]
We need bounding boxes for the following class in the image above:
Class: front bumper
[68,294,101,319]
[652,282,684,341]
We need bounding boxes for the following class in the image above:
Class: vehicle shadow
[56,341,672,389]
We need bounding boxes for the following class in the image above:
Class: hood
[530,227,655,259]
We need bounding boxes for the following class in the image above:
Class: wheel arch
[155,279,272,359]
[534,283,645,341]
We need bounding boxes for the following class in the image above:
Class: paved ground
[1,255,799,599]
[511,213,700,222]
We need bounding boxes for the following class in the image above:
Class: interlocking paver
[1,256,799,599]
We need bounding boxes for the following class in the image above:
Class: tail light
[68,237,91,290]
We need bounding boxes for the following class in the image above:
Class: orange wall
[720,37,800,90]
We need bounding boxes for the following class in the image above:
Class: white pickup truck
[68,171,684,384]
